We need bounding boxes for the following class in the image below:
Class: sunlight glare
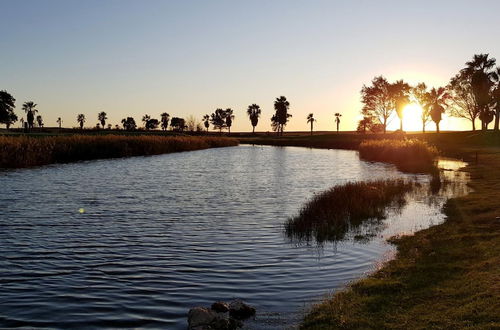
[403,103,424,132]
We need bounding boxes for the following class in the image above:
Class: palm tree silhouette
[428,87,450,133]
[142,114,151,130]
[225,108,234,134]
[307,113,315,135]
[77,114,86,129]
[246,104,261,134]
[98,111,107,128]
[202,114,210,132]
[22,101,38,129]
[273,96,291,136]
[160,112,170,131]
[334,113,342,132]
[463,54,497,130]
[56,117,62,129]
[36,115,43,128]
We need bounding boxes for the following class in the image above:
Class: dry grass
[0,135,237,168]
[285,180,415,244]
[359,138,439,173]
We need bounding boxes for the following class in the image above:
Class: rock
[211,301,229,313]
[228,299,256,320]
[188,307,216,329]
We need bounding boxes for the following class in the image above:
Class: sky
[1,0,500,132]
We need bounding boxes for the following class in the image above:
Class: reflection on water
[0,146,469,329]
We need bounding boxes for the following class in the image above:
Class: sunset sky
[2,0,500,132]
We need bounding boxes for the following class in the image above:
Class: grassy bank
[0,135,238,168]
[285,179,415,244]
[302,150,500,329]
[358,139,438,173]
[239,131,499,328]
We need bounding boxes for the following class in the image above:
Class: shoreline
[237,133,499,329]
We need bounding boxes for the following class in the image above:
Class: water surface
[0,145,469,328]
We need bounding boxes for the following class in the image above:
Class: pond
[0,145,469,329]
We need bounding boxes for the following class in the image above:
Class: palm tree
[307,113,315,135]
[22,101,38,129]
[390,80,411,131]
[246,104,261,134]
[225,108,234,134]
[77,114,86,129]
[160,112,170,131]
[273,96,291,136]
[98,111,107,128]
[142,114,151,130]
[202,114,210,132]
[334,113,342,132]
[36,115,43,128]
[56,117,62,129]
[427,87,450,133]
[463,54,497,130]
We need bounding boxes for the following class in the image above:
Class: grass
[0,135,238,168]
[358,139,438,173]
[299,142,500,329]
[285,180,415,244]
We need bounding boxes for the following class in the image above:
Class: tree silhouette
[142,114,151,129]
[22,101,38,129]
[463,54,497,130]
[492,67,500,131]
[0,90,16,129]
[77,114,86,129]
[170,117,185,131]
[98,111,107,128]
[210,108,226,133]
[412,83,433,132]
[121,117,137,131]
[428,87,450,133]
[225,108,234,134]
[447,72,480,131]
[334,113,342,132]
[56,117,62,129]
[160,112,170,131]
[202,114,210,132]
[36,115,43,128]
[361,76,393,133]
[390,80,411,131]
[307,113,315,135]
[246,104,261,134]
[273,96,291,136]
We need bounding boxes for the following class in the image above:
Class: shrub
[358,139,438,173]
[0,135,237,168]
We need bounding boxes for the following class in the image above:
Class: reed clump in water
[0,135,238,168]
[285,179,415,244]
[358,139,438,173]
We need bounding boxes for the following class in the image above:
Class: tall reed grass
[285,179,415,244]
[0,135,238,168]
[358,139,438,173]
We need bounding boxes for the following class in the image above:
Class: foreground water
[0,145,469,329]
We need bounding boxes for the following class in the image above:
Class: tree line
[1,94,324,135]
[358,53,500,133]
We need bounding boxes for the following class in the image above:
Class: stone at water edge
[211,301,230,313]
[228,300,256,320]
[187,307,216,329]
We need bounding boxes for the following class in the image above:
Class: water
[0,145,469,329]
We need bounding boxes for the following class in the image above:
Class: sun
[402,103,424,132]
